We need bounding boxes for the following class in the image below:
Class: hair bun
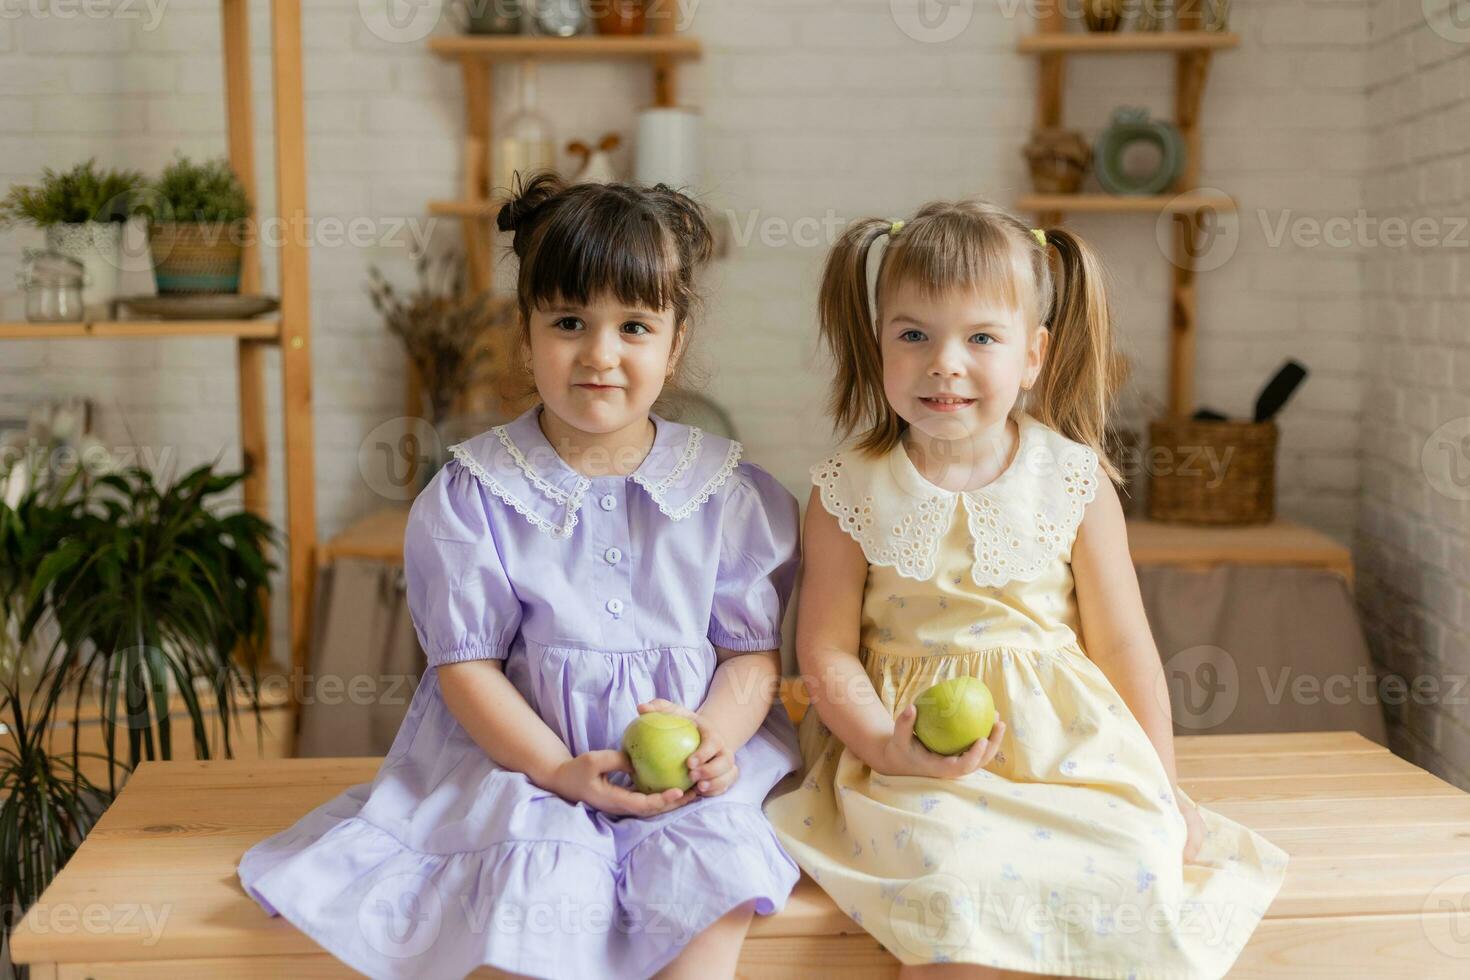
[496,170,566,235]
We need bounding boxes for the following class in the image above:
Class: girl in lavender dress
[237,173,804,979]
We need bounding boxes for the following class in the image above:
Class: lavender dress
[237,404,804,980]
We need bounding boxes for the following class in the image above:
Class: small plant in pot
[133,155,252,294]
[0,158,147,317]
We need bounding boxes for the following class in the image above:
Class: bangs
[879,215,1036,319]
[523,200,680,315]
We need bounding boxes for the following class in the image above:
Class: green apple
[622,712,701,793]
[913,676,996,756]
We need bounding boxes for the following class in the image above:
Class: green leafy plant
[0,670,114,973]
[0,474,114,974]
[134,154,252,225]
[18,459,280,797]
[0,454,278,971]
[0,158,146,229]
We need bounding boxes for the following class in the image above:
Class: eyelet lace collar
[811,411,1101,587]
[448,404,743,538]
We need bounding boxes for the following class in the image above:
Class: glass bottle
[494,62,557,197]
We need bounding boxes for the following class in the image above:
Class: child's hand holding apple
[873,677,1006,780]
[547,748,697,818]
[632,699,740,798]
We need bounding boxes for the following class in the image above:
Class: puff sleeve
[403,458,523,669]
[707,463,801,652]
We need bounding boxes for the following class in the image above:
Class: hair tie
[889,220,905,236]
[1032,227,1047,246]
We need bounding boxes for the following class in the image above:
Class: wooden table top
[13,730,1469,970]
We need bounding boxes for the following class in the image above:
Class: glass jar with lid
[18,249,87,322]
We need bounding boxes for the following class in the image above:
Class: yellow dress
[763,410,1288,979]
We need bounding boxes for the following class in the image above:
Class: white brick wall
[0,1,1407,703]
[1360,0,1470,786]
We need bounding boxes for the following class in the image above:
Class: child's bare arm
[699,645,781,751]
[1071,477,1181,790]
[795,486,894,768]
[438,660,573,787]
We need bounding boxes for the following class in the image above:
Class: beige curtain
[1136,565,1387,744]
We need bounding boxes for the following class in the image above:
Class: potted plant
[16,457,279,796]
[0,159,147,317]
[0,442,278,971]
[0,435,114,974]
[132,155,252,294]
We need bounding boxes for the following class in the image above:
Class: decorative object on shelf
[634,106,701,189]
[0,159,146,318]
[530,0,588,36]
[1147,417,1276,525]
[494,63,558,199]
[1147,361,1307,525]
[1093,107,1186,196]
[116,293,279,321]
[1083,0,1124,31]
[594,0,646,35]
[1023,128,1092,194]
[133,155,252,294]
[457,0,522,34]
[17,250,86,323]
[568,133,622,183]
[367,246,519,431]
[1132,0,1173,31]
[1203,0,1230,32]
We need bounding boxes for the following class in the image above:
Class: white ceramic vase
[44,221,123,318]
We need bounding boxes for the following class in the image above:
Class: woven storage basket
[148,222,244,294]
[1147,417,1278,525]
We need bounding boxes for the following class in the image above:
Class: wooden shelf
[0,319,281,340]
[1025,5,1232,417]
[1018,30,1240,54]
[1018,192,1235,215]
[1126,518,1354,586]
[429,198,503,219]
[437,21,701,299]
[428,34,701,61]
[0,1,319,759]
[319,505,410,566]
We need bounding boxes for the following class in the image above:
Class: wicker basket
[148,222,244,294]
[1146,417,1278,525]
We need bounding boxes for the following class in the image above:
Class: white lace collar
[448,404,742,538]
[811,411,1101,587]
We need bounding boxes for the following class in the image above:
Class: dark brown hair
[817,198,1124,482]
[499,170,712,330]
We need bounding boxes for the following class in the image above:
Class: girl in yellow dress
[763,201,1289,979]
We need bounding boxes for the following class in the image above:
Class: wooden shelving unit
[428,33,701,60]
[394,23,705,478]
[1020,12,1351,568]
[1020,4,1239,417]
[1016,191,1236,215]
[427,22,703,295]
[0,319,281,340]
[1,0,318,756]
[1018,29,1240,54]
